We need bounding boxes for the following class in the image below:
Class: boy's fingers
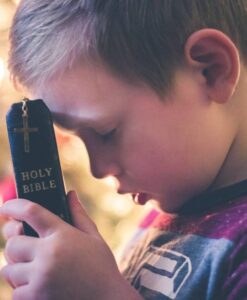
[68,191,99,235]
[13,285,29,299]
[1,263,30,288]
[2,220,24,240]
[0,199,63,238]
[4,236,37,263]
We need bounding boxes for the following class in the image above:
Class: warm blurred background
[0,1,154,299]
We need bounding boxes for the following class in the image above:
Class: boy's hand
[0,192,142,300]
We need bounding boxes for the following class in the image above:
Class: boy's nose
[91,161,121,179]
[88,149,121,179]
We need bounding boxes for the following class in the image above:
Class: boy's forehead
[36,84,124,129]
[36,67,120,107]
[33,62,164,125]
[35,82,107,118]
[38,62,153,106]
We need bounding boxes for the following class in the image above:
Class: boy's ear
[184,29,240,103]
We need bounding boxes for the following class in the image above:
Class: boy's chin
[131,193,185,213]
[150,197,185,214]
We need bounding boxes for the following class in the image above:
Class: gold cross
[13,113,39,153]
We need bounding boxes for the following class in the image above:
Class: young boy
[1,0,247,299]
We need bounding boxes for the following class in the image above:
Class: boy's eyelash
[99,129,116,142]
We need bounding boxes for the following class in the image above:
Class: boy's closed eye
[98,128,116,143]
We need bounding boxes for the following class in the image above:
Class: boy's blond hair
[9,0,247,93]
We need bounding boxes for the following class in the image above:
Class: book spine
[6,99,72,237]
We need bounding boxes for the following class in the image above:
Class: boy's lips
[117,189,150,205]
[131,193,149,205]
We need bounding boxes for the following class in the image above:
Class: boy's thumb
[67,190,99,235]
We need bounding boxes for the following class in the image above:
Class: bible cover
[6,99,72,237]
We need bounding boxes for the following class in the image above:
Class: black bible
[6,98,72,237]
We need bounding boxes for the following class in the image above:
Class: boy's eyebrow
[51,111,91,130]
[51,110,112,132]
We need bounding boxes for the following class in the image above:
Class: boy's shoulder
[121,195,247,300]
[154,194,247,240]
